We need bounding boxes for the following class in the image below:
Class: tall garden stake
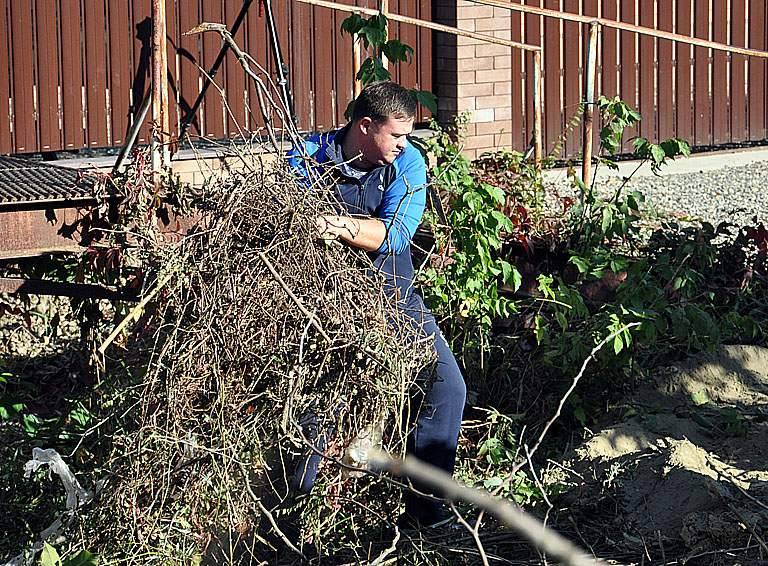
[581,22,599,185]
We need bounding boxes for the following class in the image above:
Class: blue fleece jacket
[286,128,427,255]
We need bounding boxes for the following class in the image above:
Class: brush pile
[80,154,434,563]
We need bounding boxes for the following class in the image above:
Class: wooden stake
[533,51,543,167]
[582,23,599,186]
[151,0,170,180]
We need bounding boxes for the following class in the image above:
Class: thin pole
[470,0,768,59]
[533,51,543,167]
[113,89,152,175]
[582,23,599,186]
[379,0,389,70]
[177,0,254,146]
[296,0,540,52]
[151,0,169,177]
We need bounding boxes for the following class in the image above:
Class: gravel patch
[546,159,768,228]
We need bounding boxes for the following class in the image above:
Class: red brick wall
[433,1,516,160]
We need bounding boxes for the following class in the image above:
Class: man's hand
[315,215,387,252]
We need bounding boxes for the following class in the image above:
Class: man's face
[358,115,414,168]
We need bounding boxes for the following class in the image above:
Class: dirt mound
[561,345,768,560]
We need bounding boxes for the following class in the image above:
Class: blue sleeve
[286,136,322,189]
[376,144,427,255]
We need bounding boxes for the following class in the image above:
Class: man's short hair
[352,81,417,123]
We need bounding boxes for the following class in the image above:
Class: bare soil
[555,345,768,564]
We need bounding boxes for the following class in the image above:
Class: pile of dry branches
[80,154,434,563]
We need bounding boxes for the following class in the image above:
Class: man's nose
[397,138,407,150]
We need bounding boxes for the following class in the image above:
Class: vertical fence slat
[417,0,432,123]
[201,1,225,139]
[60,0,85,149]
[389,0,401,86]
[619,0,637,151]
[165,0,178,136]
[637,0,655,142]
[0,0,14,153]
[730,0,747,142]
[543,0,560,155]
[562,0,580,157]
[509,0,525,149]
[177,0,200,139]
[675,0,693,143]
[712,0,728,144]
[132,0,151,144]
[601,0,619,97]
[11,1,37,152]
[333,0,354,125]
[524,0,542,154]
[36,0,61,150]
[748,0,766,140]
[83,0,109,148]
[292,0,313,130]
[224,0,247,137]
[245,2,266,132]
[312,5,334,131]
[275,0,293,130]
[693,1,712,146]
[108,0,132,146]
[657,0,674,140]
[399,1,419,103]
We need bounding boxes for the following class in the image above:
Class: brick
[494,7,513,18]
[474,69,503,83]
[494,81,513,95]
[477,94,512,109]
[462,148,479,161]
[457,46,476,60]
[458,56,494,71]
[475,120,512,135]
[464,133,495,149]
[457,5,494,19]
[494,133,513,147]
[493,29,512,40]
[437,83,458,97]
[457,70,477,84]
[458,82,495,97]
[458,97,476,111]
[436,57,458,72]
[457,19,476,32]
[494,106,513,120]
[439,98,458,112]
[494,55,513,69]
[475,17,508,32]
[457,34,484,47]
[479,43,514,57]
[472,108,495,123]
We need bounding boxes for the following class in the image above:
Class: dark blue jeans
[400,293,467,524]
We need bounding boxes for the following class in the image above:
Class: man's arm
[316,215,386,252]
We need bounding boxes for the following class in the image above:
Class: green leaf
[650,143,666,165]
[412,89,437,114]
[340,14,366,36]
[382,40,413,64]
[613,334,624,354]
[39,543,62,566]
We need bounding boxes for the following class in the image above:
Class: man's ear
[358,117,373,135]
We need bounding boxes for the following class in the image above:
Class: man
[288,81,466,527]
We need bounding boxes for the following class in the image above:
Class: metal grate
[0,156,94,206]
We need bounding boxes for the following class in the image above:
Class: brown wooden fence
[2,1,767,156]
[0,0,432,155]
[506,0,768,156]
